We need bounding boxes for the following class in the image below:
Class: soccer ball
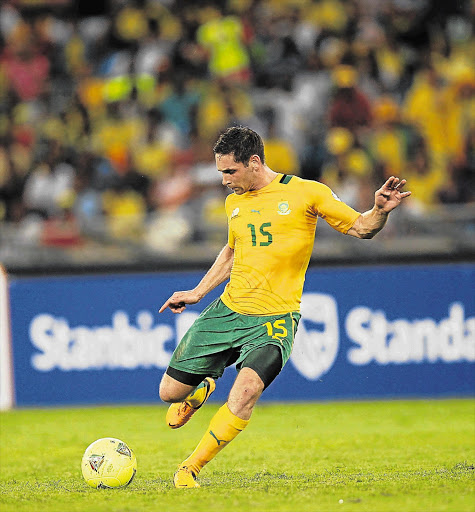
[81,437,137,489]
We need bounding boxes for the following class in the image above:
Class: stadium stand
[0,0,474,272]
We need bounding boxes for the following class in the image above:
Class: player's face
[215,153,254,195]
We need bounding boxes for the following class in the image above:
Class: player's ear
[249,154,260,171]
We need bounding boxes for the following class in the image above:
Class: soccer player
[159,126,411,488]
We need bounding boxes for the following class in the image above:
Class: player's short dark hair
[213,126,265,165]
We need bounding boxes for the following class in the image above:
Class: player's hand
[375,176,411,213]
[159,290,202,314]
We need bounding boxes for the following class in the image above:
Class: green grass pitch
[0,399,474,512]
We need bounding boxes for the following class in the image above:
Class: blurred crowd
[0,0,474,255]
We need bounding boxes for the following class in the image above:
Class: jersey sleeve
[225,195,236,249]
[309,181,361,234]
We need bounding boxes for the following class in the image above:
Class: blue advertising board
[7,263,475,406]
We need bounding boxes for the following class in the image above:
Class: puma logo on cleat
[209,430,227,446]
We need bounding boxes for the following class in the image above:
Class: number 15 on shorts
[264,319,288,341]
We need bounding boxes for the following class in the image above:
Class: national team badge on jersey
[277,201,291,215]
[231,207,240,219]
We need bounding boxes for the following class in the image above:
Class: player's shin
[180,403,249,475]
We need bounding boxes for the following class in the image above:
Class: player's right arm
[159,244,234,314]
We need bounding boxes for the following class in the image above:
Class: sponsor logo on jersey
[231,207,240,219]
[277,201,291,215]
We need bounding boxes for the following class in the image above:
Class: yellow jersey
[221,174,360,315]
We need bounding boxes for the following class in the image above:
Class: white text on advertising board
[346,302,474,365]
[29,310,197,371]
[28,296,474,375]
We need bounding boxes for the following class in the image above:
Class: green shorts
[168,297,300,383]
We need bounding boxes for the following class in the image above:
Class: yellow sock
[181,403,249,475]
[185,380,208,408]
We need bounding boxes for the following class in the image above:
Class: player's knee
[242,374,265,401]
[227,367,265,417]
[238,383,263,407]
[158,377,180,403]
[158,381,173,403]
[159,374,193,403]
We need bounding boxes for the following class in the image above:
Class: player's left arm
[347,176,411,239]
[159,244,234,314]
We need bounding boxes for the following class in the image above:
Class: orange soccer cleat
[166,377,216,429]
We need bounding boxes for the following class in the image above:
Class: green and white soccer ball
[81,437,137,489]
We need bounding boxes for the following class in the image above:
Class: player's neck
[250,166,278,192]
